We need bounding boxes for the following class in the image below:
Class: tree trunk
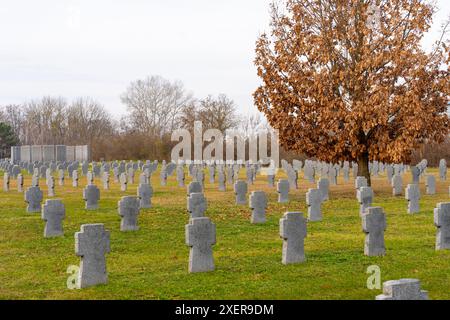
[357,152,371,186]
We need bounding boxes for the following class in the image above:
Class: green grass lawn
[0,167,449,300]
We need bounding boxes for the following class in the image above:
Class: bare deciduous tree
[121,76,193,137]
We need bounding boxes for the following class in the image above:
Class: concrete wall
[11,145,89,163]
[20,145,31,163]
[66,146,75,162]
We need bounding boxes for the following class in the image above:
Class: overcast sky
[0,0,448,118]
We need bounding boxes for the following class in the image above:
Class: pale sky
[0,0,448,118]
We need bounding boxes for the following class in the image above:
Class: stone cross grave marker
[376,279,428,300]
[357,186,374,216]
[362,207,386,256]
[176,165,185,187]
[83,185,100,210]
[277,179,290,203]
[208,165,215,184]
[41,199,65,237]
[187,181,202,197]
[102,172,110,190]
[187,192,207,218]
[439,159,447,181]
[17,174,24,192]
[355,176,368,194]
[127,168,135,184]
[234,180,248,205]
[317,177,330,201]
[45,174,54,195]
[391,174,403,196]
[249,191,267,224]
[434,202,450,250]
[425,175,436,195]
[72,170,79,187]
[411,166,420,184]
[58,169,64,186]
[137,183,153,209]
[3,172,9,192]
[86,171,94,185]
[185,217,216,273]
[118,196,141,231]
[306,188,322,222]
[405,184,420,214]
[31,174,39,187]
[25,186,43,213]
[218,170,226,191]
[75,224,110,289]
[160,166,167,186]
[279,212,307,264]
[119,173,127,191]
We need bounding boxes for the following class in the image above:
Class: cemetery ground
[0,168,449,300]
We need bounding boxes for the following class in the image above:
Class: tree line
[0,75,269,161]
[0,72,447,165]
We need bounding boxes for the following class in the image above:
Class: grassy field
[0,167,449,300]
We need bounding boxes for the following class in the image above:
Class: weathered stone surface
[47,176,55,197]
[25,186,43,213]
[102,172,110,190]
[137,183,153,209]
[72,170,79,187]
[75,224,110,288]
[187,181,203,197]
[391,174,403,196]
[405,184,420,214]
[376,279,428,300]
[3,173,9,192]
[226,166,234,185]
[194,169,204,187]
[357,187,374,216]
[86,171,94,185]
[218,170,226,191]
[208,165,215,184]
[328,166,337,185]
[118,196,140,231]
[355,176,367,191]
[187,192,207,218]
[434,202,450,250]
[317,178,330,201]
[83,185,100,210]
[343,162,350,182]
[280,212,307,264]
[176,165,185,187]
[127,168,135,184]
[267,174,275,187]
[160,166,168,186]
[362,207,386,256]
[31,174,39,187]
[17,174,24,192]
[234,180,248,205]
[41,199,65,237]
[439,159,447,181]
[306,188,322,221]
[425,175,436,195]
[185,217,216,273]
[249,191,267,224]
[81,162,89,176]
[411,166,420,184]
[277,179,290,203]
[246,166,254,185]
[58,169,65,186]
[119,173,127,191]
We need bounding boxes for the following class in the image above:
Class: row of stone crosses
[0,157,448,299]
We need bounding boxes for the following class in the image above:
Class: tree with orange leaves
[254,0,449,185]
